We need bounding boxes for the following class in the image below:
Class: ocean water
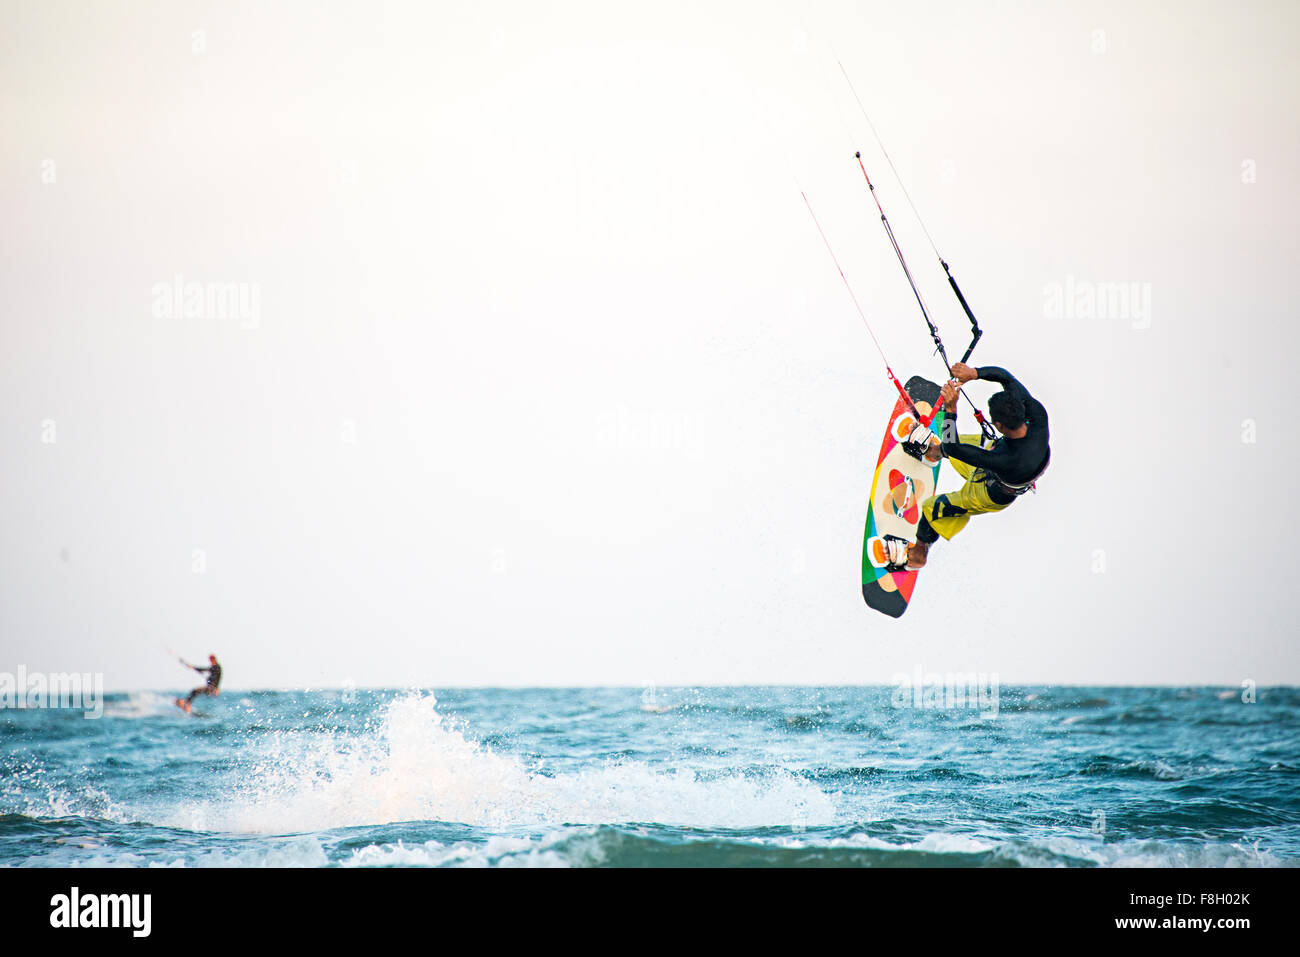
[1,686,1296,868]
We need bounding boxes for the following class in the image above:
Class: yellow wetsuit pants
[919,434,1012,541]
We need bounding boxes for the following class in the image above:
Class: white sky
[2,0,1297,690]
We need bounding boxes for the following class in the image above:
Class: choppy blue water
[1,687,1296,867]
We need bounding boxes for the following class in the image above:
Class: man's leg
[907,434,984,567]
[904,434,976,565]
[908,518,940,568]
[907,497,973,568]
[908,474,1009,569]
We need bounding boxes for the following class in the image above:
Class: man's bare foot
[907,541,929,569]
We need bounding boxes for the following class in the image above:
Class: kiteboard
[861,375,946,618]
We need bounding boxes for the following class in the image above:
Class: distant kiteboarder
[175,654,222,714]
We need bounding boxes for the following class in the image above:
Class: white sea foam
[1,766,126,825]
[817,831,995,855]
[102,691,177,719]
[992,834,1286,868]
[167,693,838,835]
[341,832,589,868]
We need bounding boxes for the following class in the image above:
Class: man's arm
[952,362,1026,394]
[941,432,1003,469]
[936,370,1002,466]
[973,365,1045,428]
[975,365,1033,404]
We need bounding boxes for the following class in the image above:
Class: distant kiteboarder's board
[861,375,946,618]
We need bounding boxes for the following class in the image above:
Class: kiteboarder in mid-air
[885,362,1051,571]
[175,654,222,714]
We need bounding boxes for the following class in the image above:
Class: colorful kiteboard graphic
[861,376,945,618]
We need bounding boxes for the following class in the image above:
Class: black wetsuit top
[196,663,221,690]
[941,366,1050,505]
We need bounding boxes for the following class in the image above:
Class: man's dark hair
[988,391,1026,429]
